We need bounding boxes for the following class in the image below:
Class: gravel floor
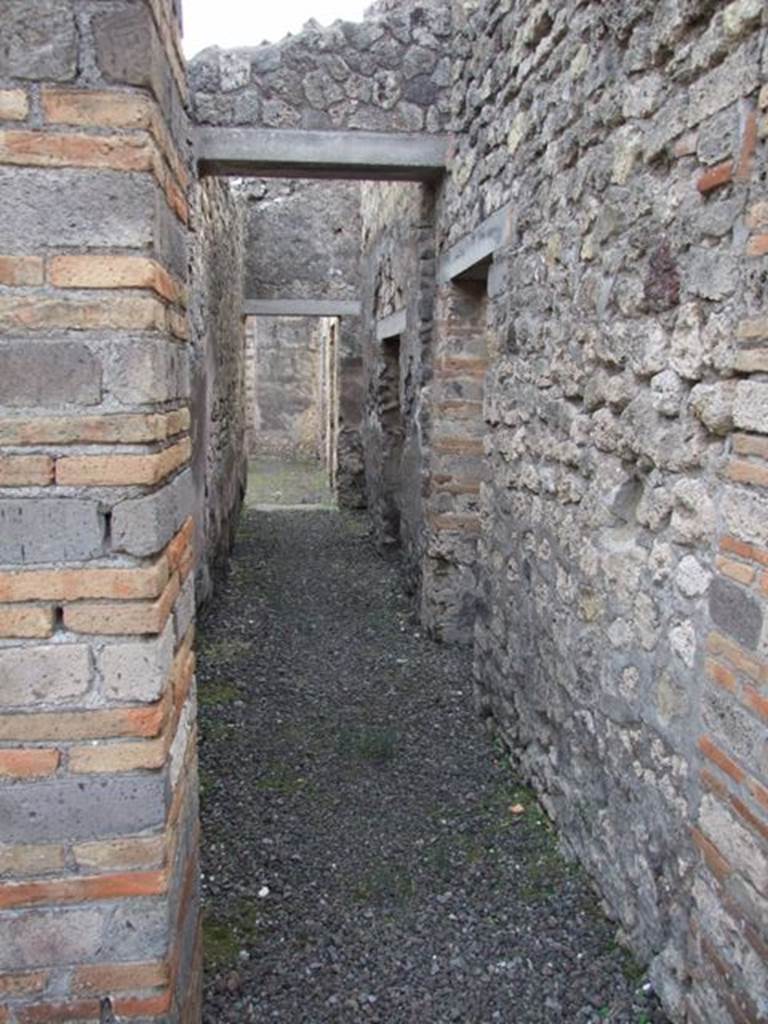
[197,464,668,1024]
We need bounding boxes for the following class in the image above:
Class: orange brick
[0,869,167,910]
[0,293,166,333]
[0,89,29,122]
[698,735,746,785]
[17,1001,99,1023]
[734,348,768,373]
[0,605,55,639]
[733,435,768,460]
[116,993,172,1017]
[729,792,768,843]
[697,160,733,194]
[56,438,191,486]
[0,455,54,487]
[42,89,153,129]
[432,479,482,496]
[735,110,757,181]
[0,560,169,603]
[718,535,768,569]
[0,843,66,877]
[0,971,48,998]
[168,305,189,340]
[747,777,768,813]
[725,459,768,488]
[165,173,189,226]
[48,254,183,304]
[0,129,153,172]
[707,630,766,683]
[432,438,485,456]
[0,701,166,743]
[17,991,172,1022]
[737,316,768,341]
[0,254,43,286]
[69,737,165,773]
[435,357,488,378]
[742,685,768,723]
[715,555,756,586]
[166,517,194,574]
[74,960,169,994]
[706,657,738,693]
[0,409,190,446]
[746,201,768,231]
[435,401,485,419]
[0,749,60,779]
[73,835,165,872]
[747,234,768,257]
[691,826,732,884]
[62,571,181,636]
[429,513,482,534]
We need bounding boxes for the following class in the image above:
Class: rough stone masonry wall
[188,177,247,605]
[361,181,437,595]
[246,315,324,458]
[187,3,452,133]
[431,2,767,1022]
[0,1,201,1020]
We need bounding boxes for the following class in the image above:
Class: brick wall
[0,1,200,1020]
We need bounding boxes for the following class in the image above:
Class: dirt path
[197,462,667,1024]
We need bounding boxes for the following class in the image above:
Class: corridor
[197,462,666,1024]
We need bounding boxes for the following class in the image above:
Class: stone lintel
[438,203,513,284]
[197,128,449,182]
[376,308,407,341]
[244,299,361,318]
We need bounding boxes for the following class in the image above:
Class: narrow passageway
[197,461,666,1024]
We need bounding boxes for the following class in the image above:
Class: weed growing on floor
[198,681,241,706]
[335,724,399,764]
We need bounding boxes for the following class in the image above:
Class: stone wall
[359,1,768,1021]
[246,315,323,458]
[0,0,200,1020]
[187,3,452,134]
[361,181,436,591]
[242,179,361,302]
[188,177,247,604]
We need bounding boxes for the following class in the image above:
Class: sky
[181,0,372,58]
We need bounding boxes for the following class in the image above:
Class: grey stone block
[0,645,91,708]
[0,908,105,971]
[98,620,174,702]
[173,573,196,641]
[1,0,77,81]
[105,338,190,405]
[709,577,763,650]
[103,898,170,961]
[112,469,193,557]
[92,4,156,88]
[0,342,101,409]
[0,169,156,253]
[0,500,104,566]
[0,775,167,844]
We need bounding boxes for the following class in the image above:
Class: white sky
[181,0,372,58]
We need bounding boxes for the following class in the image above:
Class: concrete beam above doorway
[438,203,513,283]
[376,309,407,341]
[244,299,362,318]
[197,128,449,182]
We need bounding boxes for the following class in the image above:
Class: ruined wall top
[187,1,452,133]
